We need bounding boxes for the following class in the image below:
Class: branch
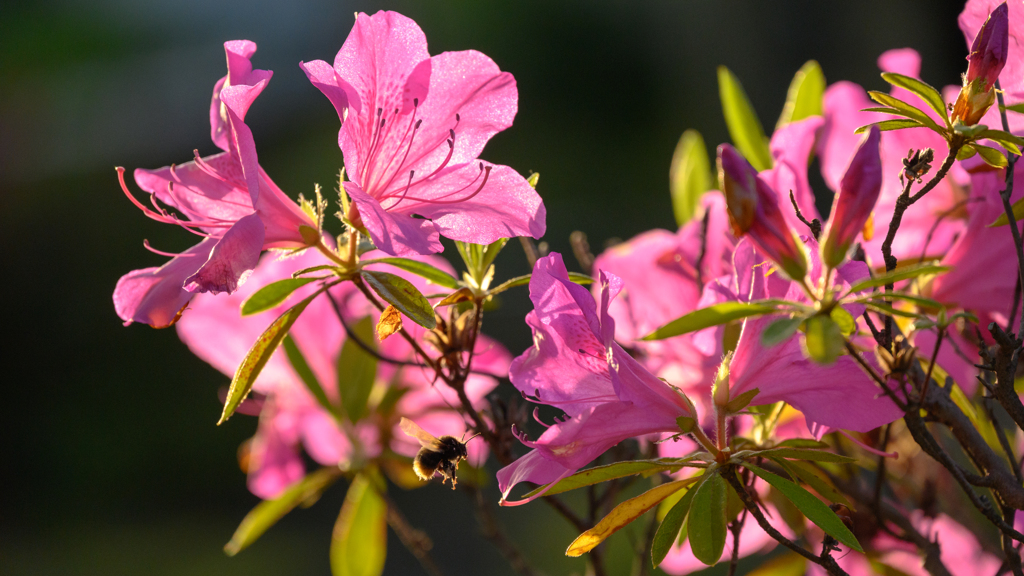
[463,482,544,576]
[380,492,446,576]
[790,189,821,239]
[726,510,748,576]
[722,467,850,576]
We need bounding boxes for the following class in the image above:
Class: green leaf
[524,459,693,498]
[489,271,591,296]
[292,264,339,278]
[241,277,319,316]
[360,270,436,329]
[331,472,387,576]
[855,119,921,134]
[976,129,1024,156]
[863,301,926,319]
[855,292,944,309]
[761,316,803,347]
[225,467,341,556]
[957,145,979,160]
[744,464,862,552]
[338,316,378,422]
[970,143,1008,168]
[829,306,856,336]
[724,388,760,413]
[361,258,459,289]
[480,238,509,274]
[1003,102,1024,114]
[670,129,713,226]
[718,66,772,171]
[568,272,594,285]
[866,91,944,132]
[283,336,339,418]
[782,460,852,507]
[846,262,950,294]
[777,60,825,128]
[688,472,728,565]
[652,477,702,567]
[775,439,830,449]
[802,315,843,365]
[758,447,857,463]
[880,72,948,122]
[643,301,782,341]
[220,289,321,424]
[747,553,807,576]
[566,479,693,557]
[989,196,1024,227]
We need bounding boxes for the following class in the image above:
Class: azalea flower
[820,126,882,268]
[301,10,545,256]
[176,248,507,498]
[952,2,1009,126]
[114,40,316,328]
[497,253,696,505]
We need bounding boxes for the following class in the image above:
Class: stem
[722,467,849,576]
[380,492,446,576]
[726,510,747,576]
[316,237,350,268]
[463,482,543,576]
[919,327,944,406]
[995,81,1024,339]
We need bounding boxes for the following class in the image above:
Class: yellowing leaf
[375,305,402,341]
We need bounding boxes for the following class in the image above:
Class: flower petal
[345,181,441,256]
[184,212,265,294]
[113,238,215,328]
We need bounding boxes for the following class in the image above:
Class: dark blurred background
[2,1,969,574]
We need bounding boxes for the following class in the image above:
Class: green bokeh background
[2,1,968,574]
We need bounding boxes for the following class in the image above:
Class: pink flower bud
[820,126,882,268]
[717,144,808,280]
[953,2,1009,125]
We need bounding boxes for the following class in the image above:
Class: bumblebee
[400,417,476,489]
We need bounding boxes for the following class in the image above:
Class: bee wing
[400,417,443,450]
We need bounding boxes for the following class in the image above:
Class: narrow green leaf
[293,264,339,278]
[652,477,702,567]
[761,316,803,347]
[747,553,807,576]
[220,289,321,424]
[829,306,856,336]
[864,301,926,319]
[759,447,857,463]
[283,336,338,418]
[744,464,862,552]
[1003,103,1024,114]
[802,315,843,365]
[568,272,594,285]
[855,119,921,134]
[989,196,1024,227]
[338,316,378,422]
[524,459,694,498]
[643,301,781,341]
[775,439,830,449]
[855,292,944,309]
[970,143,1009,168]
[783,460,852,507]
[225,467,341,556]
[724,388,760,413]
[480,238,509,274]
[867,91,943,132]
[718,66,772,171]
[777,60,825,128]
[688,473,728,565]
[957,145,979,160]
[670,129,713,226]
[847,262,949,294]
[361,258,459,289]
[566,479,693,557]
[241,277,319,316]
[976,129,1024,156]
[489,271,592,296]
[331,473,387,576]
[880,72,948,122]
[361,270,436,329]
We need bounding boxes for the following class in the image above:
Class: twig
[919,328,945,406]
[872,424,892,513]
[995,81,1024,339]
[726,510,748,576]
[843,340,907,410]
[380,492,446,576]
[722,467,850,576]
[463,482,543,576]
[790,190,821,239]
[985,402,1023,485]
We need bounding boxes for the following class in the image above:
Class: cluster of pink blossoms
[112,2,1024,575]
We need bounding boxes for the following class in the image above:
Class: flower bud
[820,126,882,268]
[712,351,733,408]
[717,144,808,280]
[952,2,1009,126]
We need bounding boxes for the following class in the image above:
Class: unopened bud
[952,2,1009,126]
[712,351,733,408]
[718,144,808,280]
[820,126,882,268]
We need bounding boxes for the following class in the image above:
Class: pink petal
[299,59,353,149]
[184,212,265,294]
[113,238,214,328]
[960,0,1024,101]
[247,413,305,500]
[396,163,546,245]
[345,181,441,255]
[134,153,253,231]
[497,450,573,504]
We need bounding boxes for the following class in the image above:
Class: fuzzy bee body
[401,418,472,489]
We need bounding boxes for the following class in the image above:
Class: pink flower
[300,11,545,256]
[960,0,1024,127]
[176,247,505,498]
[497,253,694,505]
[114,41,315,328]
[714,239,903,433]
[953,2,1010,126]
[817,49,968,266]
[591,194,735,418]
[820,126,883,268]
[718,144,808,280]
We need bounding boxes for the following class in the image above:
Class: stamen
[838,429,899,458]
[532,407,551,428]
[383,171,416,210]
[143,239,196,257]
[396,164,491,205]
[117,167,230,233]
